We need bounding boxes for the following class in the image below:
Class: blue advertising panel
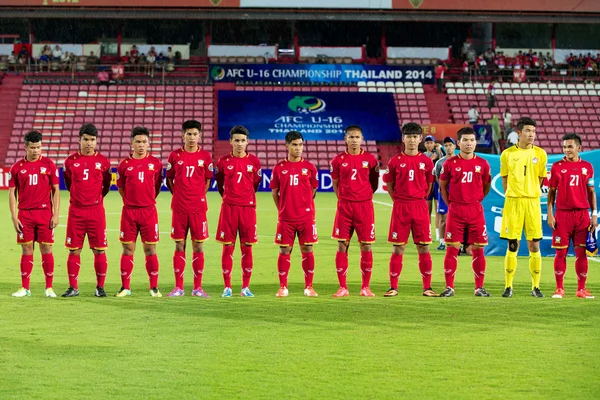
[210,64,435,84]
[217,90,400,141]
[473,124,493,148]
[479,150,600,257]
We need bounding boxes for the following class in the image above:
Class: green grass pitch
[0,191,598,399]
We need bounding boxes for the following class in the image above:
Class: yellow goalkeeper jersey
[500,144,547,198]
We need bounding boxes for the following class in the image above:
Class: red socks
[222,245,234,288]
[554,248,568,290]
[173,250,186,289]
[418,252,433,289]
[389,253,403,289]
[67,253,81,289]
[20,254,34,290]
[301,252,315,288]
[192,252,204,290]
[145,254,159,289]
[444,246,460,289]
[471,247,486,289]
[360,251,373,289]
[575,247,588,290]
[120,255,134,290]
[277,253,291,287]
[335,251,349,289]
[93,253,108,288]
[241,246,253,288]
[41,253,54,289]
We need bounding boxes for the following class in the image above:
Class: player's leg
[63,207,86,297]
[36,209,56,296]
[411,200,436,296]
[355,201,376,296]
[170,211,188,296]
[441,204,462,297]
[386,202,411,297]
[551,209,569,298]
[275,220,294,296]
[143,243,161,297]
[437,193,449,251]
[138,206,161,297]
[332,202,352,296]
[299,219,318,296]
[88,206,108,297]
[500,197,524,297]
[573,210,593,298]
[524,198,544,297]
[189,212,209,298]
[216,203,236,297]
[239,206,258,297]
[12,210,35,297]
[466,204,490,296]
[117,207,137,297]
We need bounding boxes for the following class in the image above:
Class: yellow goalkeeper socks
[504,250,517,288]
[529,251,542,289]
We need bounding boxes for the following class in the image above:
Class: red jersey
[63,151,111,208]
[549,157,594,210]
[116,154,162,208]
[384,152,434,202]
[166,147,213,213]
[270,158,318,222]
[439,155,491,204]
[9,156,59,210]
[215,152,262,207]
[330,150,378,202]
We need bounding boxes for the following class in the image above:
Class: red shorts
[216,203,257,245]
[65,205,107,250]
[388,200,431,245]
[552,209,590,248]
[171,211,209,242]
[445,203,488,246]
[332,200,375,243]
[16,209,54,245]
[120,206,159,244]
[275,219,318,247]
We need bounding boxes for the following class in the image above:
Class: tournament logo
[166,162,172,170]
[208,163,214,172]
[288,96,326,114]
[210,66,225,81]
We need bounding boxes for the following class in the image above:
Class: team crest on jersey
[419,163,425,170]
[120,231,124,238]
[208,163,214,172]
[149,164,155,171]
[302,168,308,175]
[342,163,348,167]
[220,231,225,239]
[532,157,539,164]
[95,162,102,170]
[362,161,369,168]
[475,166,481,173]
[247,165,254,172]
[19,233,23,239]
[66,237,72,244]
[282,170,288,175]
[198,160,205,167]
[277,233,282,241]
[555,236,561,244]
[446,232,452,239]
[582,168,588,175]
[40,167,47,174]
[335,228,340,236]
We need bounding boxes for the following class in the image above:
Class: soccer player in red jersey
[330,125,379,297]
[62,124,112,297]
[383,122,437,297]
[439,127,492,297]
[165,120,213,297]
[548,133,598,299]
[8,130,60,297]
[115,126,163,298]
[215,125,262,298]
[270,131,319,297]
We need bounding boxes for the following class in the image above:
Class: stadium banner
[420,124,466,142]
[0,0,239,6]
[479,149,600,257]
[217,90,400,141]
[473,124,493,148]
[210,64,435,84]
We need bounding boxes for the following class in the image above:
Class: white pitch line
[373,200,393,207]
[588,257,600,263]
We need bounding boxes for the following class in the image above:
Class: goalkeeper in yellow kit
[499,117,548,298]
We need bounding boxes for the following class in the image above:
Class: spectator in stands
[544,52,554,69]
[435,62,447,93]
[18,45,29,59]
[138,53,147,74]
[130,45,140,72]
[17,52,28,73]
[484,48,495,64]
[96,69,110,87]
[502,108,512,137]
[52,45,62,61]
[506,128,519,146]
[87,51,99,70]
[39,45,50,72]
[585,57,597,78]
[121,51,131,72]
[155,52,166,73]
[462,59,469,83]
[476,54,487,78]
[468,105,479,124]
[146,47,156,77]
[8,51,16,73]
[130,45,139,60]
[486,80,497,109]
[61,51,71,71]
[166,46,174,62]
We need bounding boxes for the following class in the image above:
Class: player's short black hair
[230,125,249,139]
[516,117,537,131]
[79,123,98,137]
[182,119,201,132]
[285,130,304,144]
[457,127,476,141]
[24,130,42,144]
[402,122,423,136]
[344,125,363,135]
[130,126,150,140]
[562,133,582,146]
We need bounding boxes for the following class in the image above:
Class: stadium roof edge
[0,8,599,23]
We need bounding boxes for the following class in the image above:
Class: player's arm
[8,187,22,234]
[332,178,339,198]
[101,164,112,197]
[253,159,262,193]
[155,173,162,198]
[50,183,60,229]
[547,187,557,229]
[588,184,598,228]
[439,179,450,206]
[483,181,491,197]
[64,161,72,191]
[272,188,280,211]
[386,180,394,199]
[165,155,175,194]
[215,163,224,197]
[499,151,508,193]
[426,182,433,198]
[369,164,380,193]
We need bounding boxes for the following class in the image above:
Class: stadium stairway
[0,75,24,162]
[423,85,451,124]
